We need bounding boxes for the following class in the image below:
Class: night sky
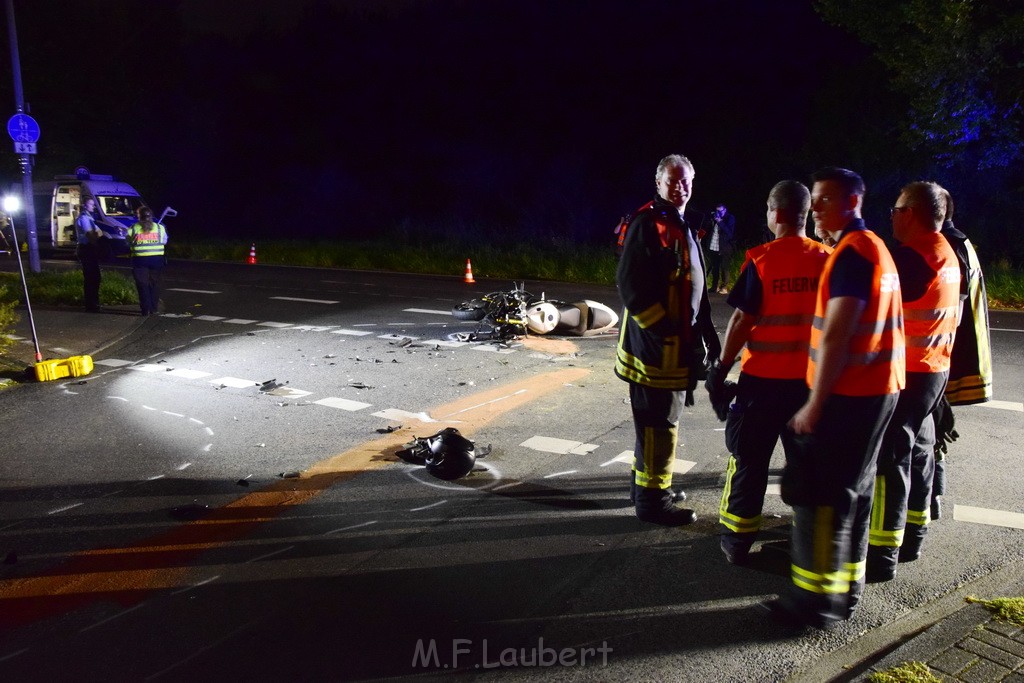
[1,0,876,246]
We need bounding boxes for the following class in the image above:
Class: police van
[28,168,174,254]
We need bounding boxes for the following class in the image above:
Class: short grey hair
[655,154,694,181]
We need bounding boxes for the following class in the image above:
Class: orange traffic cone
[247,243,257,265]
[463,258,476,283]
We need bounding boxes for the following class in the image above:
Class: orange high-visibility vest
[808,229,905,396]
[901,232,960,374]
[740,236,832,380]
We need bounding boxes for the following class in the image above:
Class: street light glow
[2,196,20,213]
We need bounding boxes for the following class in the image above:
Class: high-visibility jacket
[127,223,167,257]
[809,227,905,396]
[615,197,700,389]
[900,232,960,374]
[740,236,832,380]
[941,223,993,404]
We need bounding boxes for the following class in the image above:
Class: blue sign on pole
[7,113,40,143]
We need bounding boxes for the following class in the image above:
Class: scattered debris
[260,379,284,392]
[376,425,402,434]
[324,353,336,358]
[349,381,373,390]
[279,471,301,479]
[256,443,266,448]
[396,427,483,480]
[157,359,167,364]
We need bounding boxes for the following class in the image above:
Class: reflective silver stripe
[757,313,815,327]
[808,346,906,365]
[812,315,825,330]
[747,340,810,353]
[906,332,955,348]
[904,306,958,321]
[855,316,903,336]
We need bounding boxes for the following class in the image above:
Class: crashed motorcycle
[451,282,619,341]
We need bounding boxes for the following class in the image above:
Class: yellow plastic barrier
[34,355,94,382]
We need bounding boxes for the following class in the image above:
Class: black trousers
[629,382,683,491]
[707,250,728,291]
[868,371,947,574]
[719,374,807,551]
[76,242,102,311]
[783,392,898,624]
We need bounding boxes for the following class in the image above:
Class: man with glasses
[768,167,905,628]
[866,182,959,581]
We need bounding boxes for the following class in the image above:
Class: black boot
[635,487,696,526]
[629,478,686,503]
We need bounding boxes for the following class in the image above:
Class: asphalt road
[0,261,1021,682]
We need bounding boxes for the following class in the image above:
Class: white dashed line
[169,288,221,294]
[331,329,373,336]
[170,575,220,595]
[544,470,578,479]
[953,505,1024,529]
[129,364,168,373]
[95,358,133,367]
[270,296,339,304]
[0,648,28,663]
[194,315,225,321]
[47,503,84,515]
[291,325,337,332]
[324,521,378,535]
[162,411,185,417]
[257,321,293,328]
[421,339,469,347]
[245,545,295,563]
[492,482,523,491]
[314,397,373,411]
[177,462,192,470]
[601,452,633,467]
[210,377,258,388]
[147,475,165,481]
[403,308,451,315]
[222,318,258,325]
[372,408,435,422]
[378,334,420,341]
[411,500,448,512]
[520,436,599,455]
[981,400,1023,412]
[167,368,212,379]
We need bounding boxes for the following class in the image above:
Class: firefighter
[615,154,719,525]
[706,180,832,564]
[771,167,905,628]
[866,182,960,581]
[926,191,993,523]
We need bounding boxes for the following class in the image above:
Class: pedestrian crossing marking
[520,436,599,455]
[194,315,225,321]
[953,505,1024,530]
[128,364,168,373]
[601,451,633,467]
[222,318,258,325]
[167,369,212,379]
[331,329,373,336]
[980,400,1023,412]
[210,376,258,388]
[372,408,436,423]
[314,397,372,411]
[270,296,339,304]
[94,358,132,367]
[257,321,293,328]
[290,325,337,332]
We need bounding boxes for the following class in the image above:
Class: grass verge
[868,662,940,683]
[0,269,137,308]
[965,595,1024,626]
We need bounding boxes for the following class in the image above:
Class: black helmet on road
[396,427,478,480]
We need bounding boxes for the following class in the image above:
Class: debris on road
[376,425,402,434]
[279,471,301,479]
[349,381,373,389]
[396,427,483,481]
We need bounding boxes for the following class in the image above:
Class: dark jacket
[615,197,718,390]
[941,222,993,404]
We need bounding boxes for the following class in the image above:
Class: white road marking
[492,482,523,491]
[372,408,434,422]
[410,500,448,511]
[129,364,168,373]
[270,296,339,304]
[49,346,72,354]
[222,318,258,324]
[263,387,312,398]
[169,288,221,294]
[403,308,451,315]
[244,545,295,563]
[991,328,1024,333]
[162,411,185,417]
[170,575,220,595]
[953,505,1024,529]
[79,603,147,632]
[47,503,83,515]
[189,417,204,425]
[108,395,129,401]
[471,345,517,354]
[439,389,529,419]
[520,436,599,455]
[177,462,192,470]
[672,459,697,474]
[210,376,258,388]
[421,339,469,347]
[2,335,25,341]
[980,400,1023,412]
[143,405,157,411]
[159,313,192,318]
[314,397,372,411]
[324,521,378,535]
[765,483,782,496]
[147,475,165,481]
[257,321,293,328]
[194,315,225,321]
[601,451,634,467]
[331,328,373,336]
[544,470,578,478]
[167,368,212,379]
[290,325,337,332]
[204,427,214,436]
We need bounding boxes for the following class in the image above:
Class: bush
[0,283,19,357]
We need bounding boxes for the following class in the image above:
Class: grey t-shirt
[681,209,704,325]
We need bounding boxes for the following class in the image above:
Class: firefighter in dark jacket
[615,154,720,526]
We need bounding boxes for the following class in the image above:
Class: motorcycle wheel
[452,300,489,321]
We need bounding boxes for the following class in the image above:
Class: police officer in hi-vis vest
[615,154,719,526]
[707,180,832,565]
[771,167,905,629]
[867,182,960,581]
[127,206,169,316]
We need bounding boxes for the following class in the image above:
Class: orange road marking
[0,367,590,627]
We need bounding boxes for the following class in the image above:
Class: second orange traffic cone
[463,258,475,283]
[247,243,257,265]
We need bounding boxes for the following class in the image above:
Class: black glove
[704,358,734,421]
[933,395,959,457]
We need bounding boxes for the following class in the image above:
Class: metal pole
[5,213,41,362]
[5,0,40,273]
